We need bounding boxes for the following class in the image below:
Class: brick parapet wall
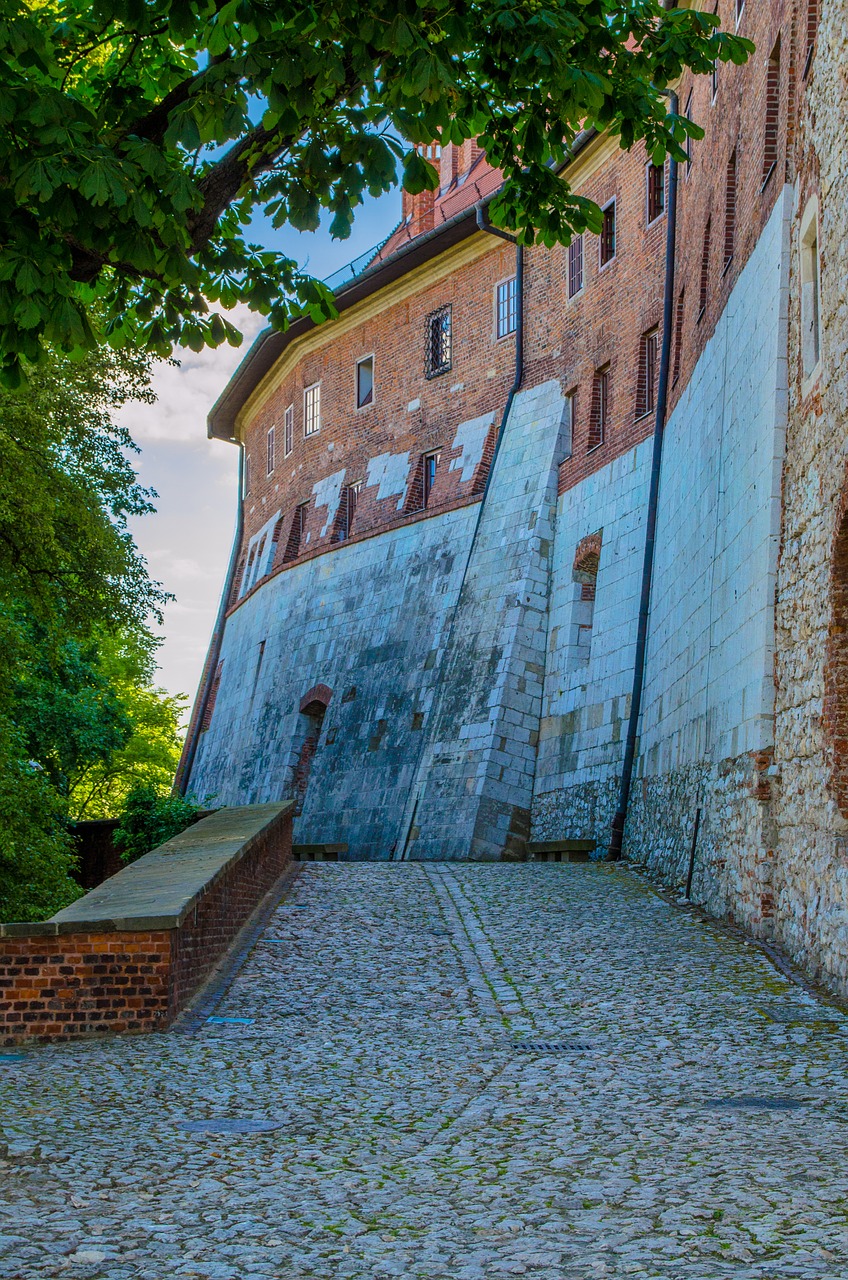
[0,804,294,1044]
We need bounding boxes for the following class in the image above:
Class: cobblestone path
[4,863,848,1280]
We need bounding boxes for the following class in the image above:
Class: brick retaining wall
[0,803,293,1045]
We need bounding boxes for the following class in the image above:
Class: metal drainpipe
[175,441,245,796]
[608,90,679,860]
[396,211,523,858]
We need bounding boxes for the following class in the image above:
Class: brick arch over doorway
[293,685,333,815]
[824,481,848,816]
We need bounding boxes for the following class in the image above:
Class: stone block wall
[0,804,293,1044]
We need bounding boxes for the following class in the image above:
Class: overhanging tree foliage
[0,0,752,383]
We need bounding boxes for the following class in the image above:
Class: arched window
[568,532,603,670]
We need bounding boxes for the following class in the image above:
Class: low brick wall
[0,803,293,1045]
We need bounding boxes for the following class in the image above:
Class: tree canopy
[0,0,752,383]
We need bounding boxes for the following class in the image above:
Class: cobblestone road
[4,863,848,1279]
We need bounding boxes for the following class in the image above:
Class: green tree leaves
[0,0,752,383]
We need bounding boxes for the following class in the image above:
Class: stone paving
[4,862,848,1280]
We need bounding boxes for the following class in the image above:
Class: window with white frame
[800,198,822,381]
[599,201,616,267]
[266,425,275,475]
[356,355,374,408]
[304,383,321,436]
[284,403,293,457]
[568,235,584,298]
[646,162,665,224]
[495,277,517,338]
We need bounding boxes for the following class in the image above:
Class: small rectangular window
[637,328,659,418]
[356,356,374,408]
[423,449,441,507]
[763,38,781,183]
[724,149,737,271]
[496,277,517,338]
[698,216,712,320]
[672,288,685,385]
[711,60,718,102]
[425,306,452,377]
[568,236,584,298]
[685,90,694,171]
[244,453,252,497]
[304,383,321,437]
[646,162,665,224]
[284,404,293,457]
[266,425,275,476]
[735,0,744,24]
[283,501,308,563]
[600,202,616,267]
[588,366,609,452]
[336,481,362,542]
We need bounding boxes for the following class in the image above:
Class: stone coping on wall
[0,803,292,937]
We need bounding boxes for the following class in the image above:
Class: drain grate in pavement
[178,1118,284,1134]
[512,1041,593,1054]
[705,1095,806,1111]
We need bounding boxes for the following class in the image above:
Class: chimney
[440,143,461,190]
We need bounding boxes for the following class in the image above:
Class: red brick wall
[0,809,293,1044]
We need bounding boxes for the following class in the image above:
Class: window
[282,502,308,563]
[711,60,718,103]
[723,149,737,271]
[800,198,822,381]
[569,532,602,670]
[496,277,517,338]
[568,235,584,298]
[304,383,321,437]
[735,0,744,24]
[599,202,616,267]
[561,389,576,456]
[423,449,441,507]
[804,0,819,76]
[685,90,694,172]
[637,328,660,418]
[588,366,609,452]
[244,453,252,497]
[763,38,781,183]
[266,425,275,475]
[284,404,293,458]
[335,481,362,542]
[647,162,665,224]
[698,216,712,319]
[425,305,452,377]
[672,288,685,385]
[356,356,374,408]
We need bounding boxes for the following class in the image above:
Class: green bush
[114,785,202,864]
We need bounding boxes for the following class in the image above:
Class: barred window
[266,425,275,475]
[763,38,781,182]
[588,366,609,451]
[496,277,517,338]
[637,328,659,418]
[568,236,584,298]
[356,356,374,408]
[698,216,712,320]
[724,149,737,270]
[304,383,321,436]
[600,202,616,267]
[425,306,452,378]
[672,288,685,385]
[647,162,665,224]
[284,404,293,457]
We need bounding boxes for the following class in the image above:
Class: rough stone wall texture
[769,2,848,994]
[404,380,569,862]
[191,503,480,857]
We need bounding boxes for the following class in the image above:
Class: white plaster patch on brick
[241,510,282,597]
[312,469,347,537]
[449,412,496,484]
[366,450,412,509]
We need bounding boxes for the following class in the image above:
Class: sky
[119,190,401,706]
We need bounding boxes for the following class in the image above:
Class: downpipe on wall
[608,92,679,861]
[396,210,523,858]
[174,442,245,797]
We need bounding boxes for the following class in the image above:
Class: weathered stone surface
[4,862,848,1278]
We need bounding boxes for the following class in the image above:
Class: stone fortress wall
[182,0,848,993]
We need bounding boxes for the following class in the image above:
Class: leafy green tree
[68,632,189,820]
[114,785,202,865]
[0,343,170,919]
[0,0,752,382]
